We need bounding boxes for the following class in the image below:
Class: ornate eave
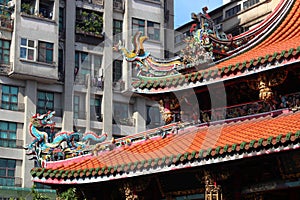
[131,0,300,94]
[31,110,300,184]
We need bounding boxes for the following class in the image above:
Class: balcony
[112,80,125,92]
[76,0,104,10]
[0,62,12,75]
[113,117,135,126]
[74,74,103,90]
[199,92,300,123]
[0,16,13,30]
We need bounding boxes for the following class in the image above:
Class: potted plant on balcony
[21,3,33,15]
[76,11,103,37]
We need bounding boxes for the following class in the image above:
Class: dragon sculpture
[25,111,107,166]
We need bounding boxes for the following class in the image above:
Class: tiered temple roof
[31,0,300,186]
[32,109,300,184]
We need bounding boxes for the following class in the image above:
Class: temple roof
[132,0,300,94]
[31,110,300,184]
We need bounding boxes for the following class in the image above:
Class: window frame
[37,91,54,114]
[0,121,17,148]
[38,41,54,64]
[0,39,10,65]
[0,158,16,186]
[90,96,102,121]
[1,85,18,111]
[147,21,160,41]
[113,19,123,43]
[20,38,35,61]
[225,5,241,18]
[73,95,80,119]
[113,60,122,82]
[132,18,145,36]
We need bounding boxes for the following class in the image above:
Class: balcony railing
[74,74,103,89]
[113,117,135,126]
[74,111,86,120]
[81,0,104,7]
[0,62,12,74]
[199,92,300,123]
[112,81,125,92]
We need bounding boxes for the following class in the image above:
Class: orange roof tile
[32,110,300,184]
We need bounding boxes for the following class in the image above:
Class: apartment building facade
[0,0,173,197]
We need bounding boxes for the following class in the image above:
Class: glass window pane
[0,131,8,139]
[20,47,27,59]
[11,96,18,103]
[28,40,34,47]
[1,103,9,109]
[10,87,18,95]
[37,101,45,107]
[2,94,9,102]
[28,49,34,60]
[21,38,27,46]
[2,85,9,93]
[38,92,45,100]
[8,123,16,131]
[46,93,53,101]
[3,41,9,48]
[47,102,53,108]
[9,132,16,140]
[0,122,8,129]
[2,140,8,147]
[7,169,14,177]
[46,50,53,63]
[7,160,15,168]
[0,169,5,176]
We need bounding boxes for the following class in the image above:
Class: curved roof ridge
[216,0,295,65]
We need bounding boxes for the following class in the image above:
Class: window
[213,15,223,25]
[20,38,35,61]
[73,95,79,119]
[59,7,65,33]
[113,60,122,82]
[1,85,18,111]
[38,41,54,64]
[94,54,102,73]
[91,96,102,121]
[0,158,16,186]
[0,40,10,65]
[175,34,183,44]
[58,49,64,80]
[39,0,54,19]
[0,121,17,148]
[147,21,160,41]
[132,18,145,35]
[37,91,54,114]
[113,102,128,123]
[146,106,161,125]
[244,0,260,9]
[113,20,123,43]
[225,5,241,18]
